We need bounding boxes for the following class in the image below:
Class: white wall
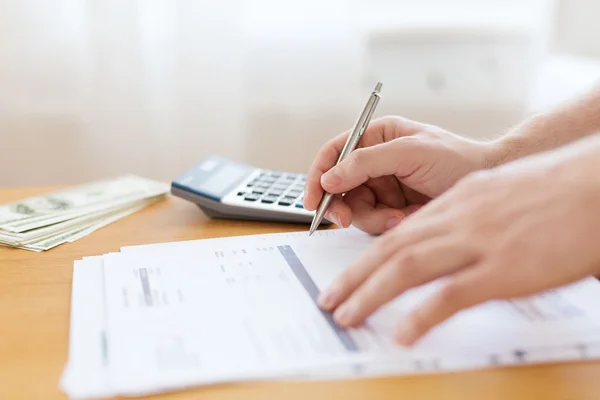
[0,0,593,187]
[554,0,600,58]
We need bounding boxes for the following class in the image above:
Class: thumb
[321,139,417,194]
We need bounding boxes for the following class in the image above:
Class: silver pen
[309,82,382,236]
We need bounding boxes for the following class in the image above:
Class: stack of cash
[0,175,170,251]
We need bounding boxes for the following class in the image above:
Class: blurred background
[1,0,600,186]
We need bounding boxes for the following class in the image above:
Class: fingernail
[321,171,341,188]
[395,322,417,346]
[318,288,338,310]
[334,304,355,326]
[330,211,341,226]
[385,216,403,230]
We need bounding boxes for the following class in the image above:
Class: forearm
[488,82,600,167]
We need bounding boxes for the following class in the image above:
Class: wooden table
[2,187,600,400]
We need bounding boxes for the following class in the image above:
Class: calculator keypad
[277,196,293,205]
[240,170,306,209]
[244,193,261,202]
[267,189,284,197]
[260,194,279,204]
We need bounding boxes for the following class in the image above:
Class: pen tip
[309,219,319,236]
[375,82,382,92]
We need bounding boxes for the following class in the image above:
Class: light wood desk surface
[1,187,600,400]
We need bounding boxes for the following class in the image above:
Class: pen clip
[335,82,382,163]
[358,84,381,137]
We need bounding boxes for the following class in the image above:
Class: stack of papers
[0,176,169,251]
[62,228,600,399]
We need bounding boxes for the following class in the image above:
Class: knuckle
[376,115,395,125]
[401,250,418,268]
[438,281,463,306]
[374,233,396,255]
[391,251,419,280]
[373,270,397,294]
[407,309,429,335]
[341,265,365,288]
[347,148,367,169]
[334,271,353,291]
[367,116,393,134]
[350,288,370,309]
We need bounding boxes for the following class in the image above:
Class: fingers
[330,237,478,328]
[343,186,406,234]
[323,195,352,228]
[395,266,495,346]
[305,116,428,210]
[364,176,405,210]
[401,204,425,218]
[401,185,431,208]
[318,218,450,311]
[304,131,350,211]
[321,139,420,195]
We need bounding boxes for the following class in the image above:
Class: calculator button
[237,191,245,196]
[252,189,265,195]
[287,190,302,198]
[267,189,284,197]
[273,184,289,191]
[278,196,296,206]
[262,177,276,184]
[257,183,271,190]
[295,203,304,208]
[261,195,279,204]
[269,172,282,178]
[283,175,296,181]
[292,185,304,192]
[244,193,261,202]
[246,182,255,187]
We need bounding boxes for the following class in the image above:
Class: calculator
[171,156,331,225]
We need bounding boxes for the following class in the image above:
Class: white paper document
[61,228,600,399]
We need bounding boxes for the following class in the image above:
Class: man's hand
[318,136,600,346]
[303,116,498,234]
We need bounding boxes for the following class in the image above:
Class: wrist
[481,135,528,169]
[483,113,555,169]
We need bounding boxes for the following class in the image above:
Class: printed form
[61,228,600,399]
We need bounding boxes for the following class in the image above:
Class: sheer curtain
[0,0,555,185]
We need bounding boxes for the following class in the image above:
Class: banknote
[0,176,170,251]
[3,188,169,234]
[0,175,169,229]
[27,202,153,251]
[0,197,160,245]
[6,200,160,252]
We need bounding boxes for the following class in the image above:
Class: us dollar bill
[0,175,169,232]
[26,202,153,251]
[0,197,160,245]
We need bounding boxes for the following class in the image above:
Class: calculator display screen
[197,164,247,196]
